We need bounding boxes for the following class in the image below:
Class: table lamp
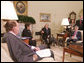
[1,1,18,36]
[61,18,70,32]
[1,1,18,20]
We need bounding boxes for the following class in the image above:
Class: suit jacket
[2,32,35,62]
[22,28,32,40]
[76,20,83,30]
[70,31,81,40]
[41,27,51,39]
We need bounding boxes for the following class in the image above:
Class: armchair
[63,30,83,62]
[76,30,83,43]
[65,30,83,46]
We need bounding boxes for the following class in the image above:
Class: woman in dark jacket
[22,23,36,46]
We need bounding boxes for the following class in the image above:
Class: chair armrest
[76,41,83,43]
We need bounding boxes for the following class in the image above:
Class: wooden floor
[37,41,83,62]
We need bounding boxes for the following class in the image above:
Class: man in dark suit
[22,23,36,46]
[66,25,81,46]
[41,24,52,48]
[75,16,83,30]
[2,21,54,62]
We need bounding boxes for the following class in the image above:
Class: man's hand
[48,35,50,38]
[33,54,38,61]
[34,47,40,51]
[41,31,44,33]
[32,38,35,40]
[71,36,75,39]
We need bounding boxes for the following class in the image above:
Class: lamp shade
[1,1,18,20]
[61,18,69,26]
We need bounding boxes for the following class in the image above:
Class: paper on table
[36,49,51,58]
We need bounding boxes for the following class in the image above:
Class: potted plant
[17,15,36,24]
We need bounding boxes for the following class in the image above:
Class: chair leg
[62,42,65,47]
[70,53,72,57]
[65,42,67,47]
[62,48,65,62]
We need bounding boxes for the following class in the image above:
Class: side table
[56,33,66,47]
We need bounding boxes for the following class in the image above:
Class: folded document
[36,49,51,58]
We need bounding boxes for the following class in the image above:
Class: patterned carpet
[37,41,83,62]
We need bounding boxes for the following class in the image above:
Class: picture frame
[40,13,51,22]
[13,1,28,16]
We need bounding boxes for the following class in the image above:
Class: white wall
[28,1,83,39]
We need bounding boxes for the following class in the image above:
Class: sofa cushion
[1,43,10,56]
[37,57,55,62]
[1,45,14,62]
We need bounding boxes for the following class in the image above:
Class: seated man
[41,24,52,48]
[22,23,36,46]
[2,21,54,62]
[66,25,81,46]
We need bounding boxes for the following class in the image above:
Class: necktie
[46,28,48,34]
[74,31,77,37]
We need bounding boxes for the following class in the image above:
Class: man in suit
[2,21,54,62]
[41,24,52,48]
[75,15,83,30]
[22,23,36,46]
[66,25,81,46]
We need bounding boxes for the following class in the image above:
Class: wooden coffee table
[62,44,83,62]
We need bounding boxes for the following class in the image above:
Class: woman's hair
[4,21,17,32]
[44,23,49,27]
[25,23,30,29]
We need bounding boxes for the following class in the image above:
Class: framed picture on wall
[40,13,51,22]
[13,1,28,16]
